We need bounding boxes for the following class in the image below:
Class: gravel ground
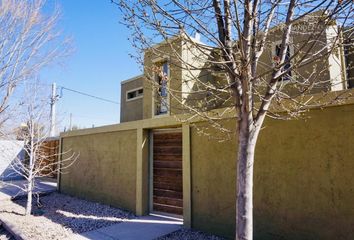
[156,228,225,240]
[0,226,14,240]
[0,192,134,240]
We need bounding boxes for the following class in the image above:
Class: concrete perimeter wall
[59,94,354,240]
[60,130,137,212]
[191,103,354,239]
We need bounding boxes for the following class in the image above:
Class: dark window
[127,88,143,100]
[127,91,136,99]
[344,39,354,88]
[275,44,292,80]
[155,61,169,115]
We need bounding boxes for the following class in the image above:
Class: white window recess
[126,87,143,102]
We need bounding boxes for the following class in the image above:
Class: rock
[0,192,134,240]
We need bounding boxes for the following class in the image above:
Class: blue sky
[42,0,141,130]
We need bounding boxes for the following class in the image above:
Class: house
[59,14,354,240]
[120,75,144,122]
[121,13,352,123]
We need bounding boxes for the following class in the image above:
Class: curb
[0,218,27,240]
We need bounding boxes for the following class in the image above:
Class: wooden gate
[24,138,59,178]
[37,138,59,178]
[152,130,183,215]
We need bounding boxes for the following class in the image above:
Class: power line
[58,86,120,105]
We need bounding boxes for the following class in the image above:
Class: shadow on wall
[0,140,25,181]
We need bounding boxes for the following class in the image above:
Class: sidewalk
[0,177,57,201]
[71,214,183,240]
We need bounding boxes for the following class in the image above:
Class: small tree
[0,82,77,216]
[0,0,70,126]
[114,1,353,239]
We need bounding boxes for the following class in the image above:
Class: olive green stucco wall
[191,103,354,239]
[60,130,137,212]
[120,76,144,123]
[143,37,183,119]
[59,100,354,240]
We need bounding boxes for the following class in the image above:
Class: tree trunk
[235,120,259,240]
[26,133,35,216]
[25,180,33,216]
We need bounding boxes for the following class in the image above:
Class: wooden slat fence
[153,131,183,215]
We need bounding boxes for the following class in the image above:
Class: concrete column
[182,124,191,228]
[136,128,149,216]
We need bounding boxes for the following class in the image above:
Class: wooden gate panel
[153,131,183,215]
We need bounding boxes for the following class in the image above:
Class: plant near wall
[0,0,71,127]
[114,0,353,239]
[0,81,78,216]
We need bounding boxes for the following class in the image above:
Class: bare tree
[114,0,353,239]
[0,0,70,126]
[0,82,77,216]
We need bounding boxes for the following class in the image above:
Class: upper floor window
[126,88,143,101]
[154,61,169,115]
[273,42,292,81]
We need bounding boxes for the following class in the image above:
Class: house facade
[120,14,352,123]
[59,14,354,240]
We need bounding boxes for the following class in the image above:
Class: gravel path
[0,192,134,240]
[156,228,225,240]
[0,226,14,240]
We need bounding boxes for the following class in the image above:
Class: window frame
[152,57,170,117]
[272,39,294,81]
[126,87,144,102]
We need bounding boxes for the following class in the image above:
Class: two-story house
[121,13,353,123]
[59,11,354,238]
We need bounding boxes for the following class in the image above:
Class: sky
[41,0,141,131]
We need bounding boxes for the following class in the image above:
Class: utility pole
[69,113,72,131]
[50,82,57,137]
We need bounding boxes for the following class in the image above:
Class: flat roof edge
[121,74,144,85]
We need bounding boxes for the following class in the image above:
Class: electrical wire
[58,86,120,105]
